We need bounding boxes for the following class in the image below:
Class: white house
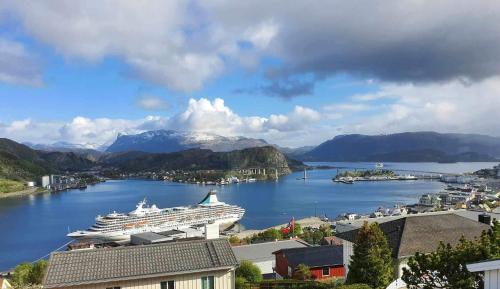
[467,259,500,289]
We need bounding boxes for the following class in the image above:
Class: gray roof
[43,238,238,288]
[336,213,490,258]
[232,239,309,263]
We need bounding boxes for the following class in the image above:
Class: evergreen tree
[346,222,394,289]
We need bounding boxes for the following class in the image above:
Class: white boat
[67,190,245,242]
[375,162,384,168]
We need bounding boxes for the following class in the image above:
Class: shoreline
[233,216,330,239]
[0,187,49,199]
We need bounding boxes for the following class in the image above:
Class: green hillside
[0,138,94,181]
[0,138,52,181]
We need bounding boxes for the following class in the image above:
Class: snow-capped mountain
[24,141,105,161]
[105,130,270,153]
[26,141,106,151]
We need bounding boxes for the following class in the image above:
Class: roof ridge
[52,238,224,256]
[205,242,221,267]
[395,217,408,258]
[233,239,303,248]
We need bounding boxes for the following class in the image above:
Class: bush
[236,260,263,283]
[294,264,312,280]
[229,235,240,245]
[11,260,47,287]
[337,284,371,289]
[235,276,247,289]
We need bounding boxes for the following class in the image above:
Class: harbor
[0,162,496,270]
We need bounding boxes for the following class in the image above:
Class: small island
[333,169,417,184]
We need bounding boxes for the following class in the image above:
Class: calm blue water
[0,162,496,270]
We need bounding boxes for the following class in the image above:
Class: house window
[201,276,215,289]
[160,280,175,289]
[322,267,330,276]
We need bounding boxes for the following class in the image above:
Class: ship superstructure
[67,190,244,242]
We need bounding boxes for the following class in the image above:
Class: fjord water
[0,162,496,270]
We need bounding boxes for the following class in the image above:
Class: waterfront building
[43,238,238,289]
[418,194,441,207]
[232,239,309,277]
[41,175,50,188]
[336,213,490,278]
[467,259,500,289]
[273,245,344,280]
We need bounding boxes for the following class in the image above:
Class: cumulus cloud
[337,77,500,137]
[1,0,223,92]
[4,1,500,95]
[0,98,322,147]
[0,38,42,86]
[204,1,500,96]
[135,95,169,111]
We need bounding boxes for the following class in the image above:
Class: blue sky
[1,1,500,147]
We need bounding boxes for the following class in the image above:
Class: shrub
[236,260,263,283]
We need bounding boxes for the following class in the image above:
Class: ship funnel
[199,190,220,205]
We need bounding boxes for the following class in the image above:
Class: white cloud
[340,77,500,136]
[0,38,42,86]
[1,0,223,92]
[267,106,321,131]
[0,98,322,148]
[2,0,500,97]
[135,95,169,111]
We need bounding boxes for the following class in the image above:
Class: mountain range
[1,138,300,181]
[0,138,95,181]
[20,130,500,166]
[303,132,500,162]
[105,130,270,153]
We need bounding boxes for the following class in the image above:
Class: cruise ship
[67,190,245,242]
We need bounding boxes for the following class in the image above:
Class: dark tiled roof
[336,213,490,258]
[274,245,343,268]
[43,238,238,288]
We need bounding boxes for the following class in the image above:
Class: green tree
[346,222,394,289]
[319,224,333,237]
[12,263,33,287]
[11,260,48,287]
[235,276,248,289]
[236,260,263,283]
[294,264,312,280]
[402,223,500,289]
[28,260,47,285]
[300,227,325,245]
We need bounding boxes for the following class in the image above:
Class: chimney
[205,221,219,240]
[478,213,492,225]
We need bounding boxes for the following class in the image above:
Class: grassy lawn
[0,179,26,194]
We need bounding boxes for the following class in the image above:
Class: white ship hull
[69,216,241,242]
[68,191,244,243]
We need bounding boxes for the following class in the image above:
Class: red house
[273,245,344,280]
